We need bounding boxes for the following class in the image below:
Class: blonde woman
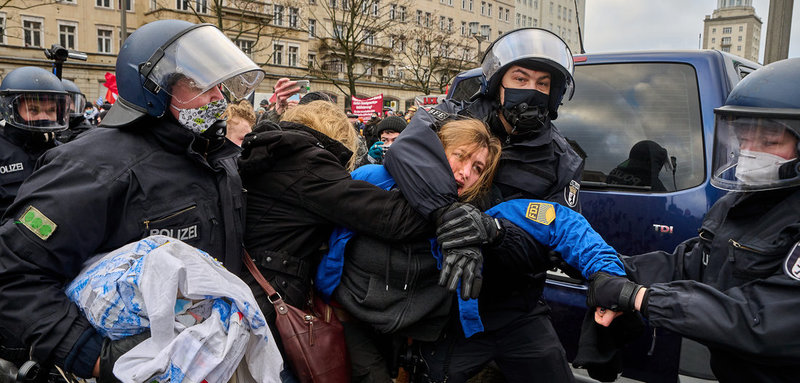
[223,99,256,146]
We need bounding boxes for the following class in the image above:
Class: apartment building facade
[702,0,762,62]
[0,0,584,111]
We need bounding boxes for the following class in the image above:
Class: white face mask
[735,149,796,183]
[171,99,228,134]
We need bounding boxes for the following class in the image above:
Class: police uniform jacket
[0,125,57,217]
[383,98,585,330]
[0,116,244,377]
[623,187,800,382]
[238,121,431,321]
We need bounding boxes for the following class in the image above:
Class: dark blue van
[447,50,760,382]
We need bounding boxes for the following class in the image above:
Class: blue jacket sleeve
[383,103,459,218]
[486,199,625,278]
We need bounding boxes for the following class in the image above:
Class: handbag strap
[243,249,286,310]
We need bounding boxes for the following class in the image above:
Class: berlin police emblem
[564,180,580,208]
[784,241,800,281]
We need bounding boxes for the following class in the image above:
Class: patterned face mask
[171,99,228,134]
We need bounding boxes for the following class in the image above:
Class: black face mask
[501,88,551,136]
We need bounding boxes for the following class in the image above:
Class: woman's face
[447,144,489,196]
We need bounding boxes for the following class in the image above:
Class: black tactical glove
[435,203,502,249]
[98,330,150,383]
[438,246,484,300]
[586,272,643,312]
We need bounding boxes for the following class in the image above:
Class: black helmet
[0,67,70,132]
[711,58,800,192]
[481,28,575,118]
[61,79,87,119]
[101,19,265,127]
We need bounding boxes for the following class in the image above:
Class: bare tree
[305,0,410,102]
[149,0,299,65]
[390,20,475,95]
[0,0,56,12]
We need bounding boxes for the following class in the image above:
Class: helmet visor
[0,92,70,132]
[711,114,800,191]
[68,92,87,117]
[481,28,574,99]
[147,25,265,104]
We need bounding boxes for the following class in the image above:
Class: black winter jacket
[238,122,432,316]
[0,117,244,377]
[383,98,584,330]
[0,125,58,218]
[624,188,800,382]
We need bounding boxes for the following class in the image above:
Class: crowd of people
[0,18,798,383]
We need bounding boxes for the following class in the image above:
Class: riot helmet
[481,28,575,121]
[102,19,265,127]
[711,58,800,192]
[0,66,70,132]
[61,79,87,119]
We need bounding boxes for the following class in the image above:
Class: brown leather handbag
[243,252,350,383]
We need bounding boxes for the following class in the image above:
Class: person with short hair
[361,116,407,166]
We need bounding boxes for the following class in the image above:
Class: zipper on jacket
[143,205,197,230]
[647,328,657,356]
[728,238,770,264]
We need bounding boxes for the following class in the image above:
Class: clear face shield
[0,92,70,132]
[481,28,575,100]
[711,113,800,191]
[144,25,265,105]
[67,92,87,118]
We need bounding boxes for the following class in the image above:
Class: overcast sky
[583,0,799,63]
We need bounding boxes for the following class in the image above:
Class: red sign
[351,94,383,119]
[103,72,118,104]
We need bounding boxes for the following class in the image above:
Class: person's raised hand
[273,78,300,115]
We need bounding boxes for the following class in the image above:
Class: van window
[557,63,704,192]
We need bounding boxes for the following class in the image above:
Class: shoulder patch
[565,180,580,208]
[526,202,556,225]
[17,206,57,240]
[426,107,451,122]
[784,242,800,281]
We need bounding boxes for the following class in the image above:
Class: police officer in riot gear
[58,79,93,142]
[0,19,264,379]
[383,28,583,382]
[0,67,70,217]
[587,58,800,382]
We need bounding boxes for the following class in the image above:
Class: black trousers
[419,312,575,383]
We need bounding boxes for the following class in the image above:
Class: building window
[468,0,473,11]
[309,19,316,37]
[461,21,466,35]
[364,30,374,45]
[58,22,77,50]
[176,0,206,12]
[439,16,445,30]
[342,0,349,10]
[737,45,741,51]
[0,13,6,45]
[738,35,742,42]
[308,53,316,69]
[23,18,43,48]
[372,0,379,16]
[288,7,298,27]
[288,45,298,66]
[117,0,132,11]
[399,6,406,21]
[273,43,283,65]
[448,18,453,31]
[416,10,422,25]
[712,27,716,33]
[273,5,284,26]
[97,0,111,8]
[389,4,396,19]
[516,13,520,26]
[723,27,731,34]
[487,3,492,16]
[557,4,561,19]
[425,12,431,27]
[309,0,315,4]
[97,27,113,53]
[739,25,743,32]
[722,36,731,44]
[711,37,715,43]
[333,24,343,39]
[329,0,336,8]
[236,39,254,57]
[469,21,478,35]
[480,1,485,15]
[505,9,509,21]
[722,46,730,52]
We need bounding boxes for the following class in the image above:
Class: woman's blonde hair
[281,100,360,171]
[438,118,502,202]
[223,99,256,127]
